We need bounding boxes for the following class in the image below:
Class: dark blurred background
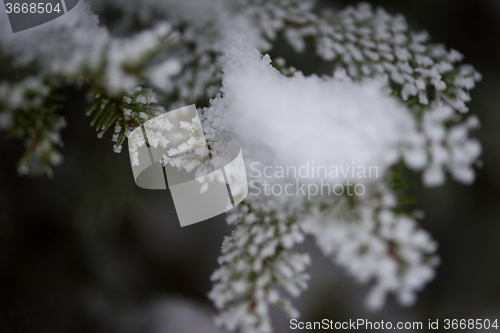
[1,0,500,332]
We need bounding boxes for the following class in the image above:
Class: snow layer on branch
[211,46,417,185]
[88,0,292,107]
[0,2,177,95]
[89,0,265,50]
[0,2,106,71]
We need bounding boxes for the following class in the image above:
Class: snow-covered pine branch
[201,3,481,332]
[0,1,482,333]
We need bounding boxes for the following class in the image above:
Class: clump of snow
[217,46,416,184]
